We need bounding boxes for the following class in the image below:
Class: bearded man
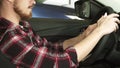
[0,0,119,68]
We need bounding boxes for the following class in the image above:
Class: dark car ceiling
[32,3,75,19]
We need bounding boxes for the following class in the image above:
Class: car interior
[75,0,120,68]
[0,0,120,68]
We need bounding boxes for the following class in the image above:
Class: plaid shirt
[0,17,78,68]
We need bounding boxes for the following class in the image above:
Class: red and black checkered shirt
[0,17,78,68]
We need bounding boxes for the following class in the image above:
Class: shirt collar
[0,17,14,28]
[0,17,30,29]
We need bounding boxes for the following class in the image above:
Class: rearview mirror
[75,0,103,19]
[75,1,90,19]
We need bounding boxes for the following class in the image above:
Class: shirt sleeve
[0,30,79,68]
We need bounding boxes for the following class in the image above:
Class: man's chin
[22,16,31,20]
[21,14,32,20]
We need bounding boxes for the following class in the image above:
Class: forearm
[63,23,98,50]
[73,27,104,62]
[63,33,85,49]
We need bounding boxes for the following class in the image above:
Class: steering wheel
[80,6,118,65]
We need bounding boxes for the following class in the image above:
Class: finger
[116,18,120,24]
[108,13,119,18]
[103,12,108,17]
[114,23,119,32]
[113,18,120,24]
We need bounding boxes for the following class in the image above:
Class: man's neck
[0,6,21,26]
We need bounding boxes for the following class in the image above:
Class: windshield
[33,0,83,20]
[40,0,78,9]
[96,0,120,12]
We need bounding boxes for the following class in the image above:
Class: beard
[14,4,32,20]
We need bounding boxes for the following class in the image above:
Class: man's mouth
[28,5,34,9]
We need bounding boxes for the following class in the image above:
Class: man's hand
[96,13,120,35]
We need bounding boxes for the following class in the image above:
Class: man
[0,0,120,68]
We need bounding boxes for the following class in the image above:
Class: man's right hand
[96,13,120,35]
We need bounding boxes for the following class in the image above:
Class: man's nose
[31,0,36,5]
[33,0,36,5]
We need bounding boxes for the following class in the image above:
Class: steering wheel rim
[80,6,117,65]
